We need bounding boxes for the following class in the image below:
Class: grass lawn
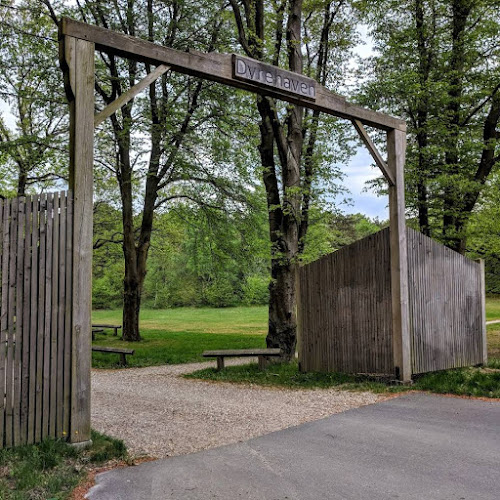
[0,430,126,500]
[485,296,500,321]
[91,306,267,368]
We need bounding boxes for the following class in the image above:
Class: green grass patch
[0,430,126,499]
[485,296,500,321]
[185,361,403,393]
[91,306,266,368]
[186,359,500,399]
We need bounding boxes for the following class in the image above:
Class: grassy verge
[91,306,266,368]
[186,359,500,399]
[0,430,126,499]
[486,296,500,321]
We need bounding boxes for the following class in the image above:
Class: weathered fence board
[0,200,8,444]
[407,228,484,374]
[299,228,394,375]
[299,227,485,378]
[0,192,73,448]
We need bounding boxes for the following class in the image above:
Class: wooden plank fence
[407,228,485,373]
[0,192,73,448]
[299,227,486,377]
[299,228,394,375]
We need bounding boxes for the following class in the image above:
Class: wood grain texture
[57,192,66,437]
[478,260,488,365]
[407,228,485,374]
[42,193,54,439]
[0,199,8,448]
[68,37,94,444]
[20,196,32,445]
[60,17,405,132]
[352,120,395,185]
[63,192,73,438]
[49,193,59,438]
[6,197,19,447]
[13,198,25,446]
[35,193,47,443]
[94,64,170,127]
[27,196,39,444]
[388,129,411,382]
[0,193,73,448]
[298,228,394,375]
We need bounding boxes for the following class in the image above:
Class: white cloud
[336,148,389,221]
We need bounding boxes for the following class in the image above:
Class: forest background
[1,0,499,325]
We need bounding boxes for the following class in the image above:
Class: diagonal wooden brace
[94,64,170,127]
[352,119,395,186]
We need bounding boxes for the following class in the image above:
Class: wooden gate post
[61,34,94,444]
[387,128,411,382]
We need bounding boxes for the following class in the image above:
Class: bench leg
[113,328,118,336]
[258,355,269,370]
[120,353,127,366]
[216,356,224,371]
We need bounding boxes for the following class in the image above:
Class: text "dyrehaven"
[233,56,316,100]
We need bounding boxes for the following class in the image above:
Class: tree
[228,0,357,359]
[358,0,500,253]
[0,0,68,196]
[45,0,256,340]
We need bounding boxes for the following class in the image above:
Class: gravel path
[91,360,384,459]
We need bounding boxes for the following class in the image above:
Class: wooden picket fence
[0,192,73,448]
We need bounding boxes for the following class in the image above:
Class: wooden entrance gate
[0,192,74,447]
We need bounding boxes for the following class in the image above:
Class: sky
[332,24,389,221]
[338,148,388,220]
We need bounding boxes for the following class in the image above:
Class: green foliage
[203,278,240,308]
[301,210,386,264]
[357,0,500,250]
[466,180,500,293]
[242,275,270,305]
[413,368,500,399]
[0,431,126,499]
[93,201,384,309]
[0,1,68,195]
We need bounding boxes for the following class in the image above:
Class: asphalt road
[87,393,500,500]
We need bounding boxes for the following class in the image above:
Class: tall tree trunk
[415,0,431,236]
[442,0,471,251]
[118,137,142,341]
[230,0,332,360]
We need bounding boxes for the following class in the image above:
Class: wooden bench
[91,328,104,341]
[92,345,134,365]
[202,348,282,371]
[92,324,122,336]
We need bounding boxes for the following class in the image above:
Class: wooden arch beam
[59,17,405,132]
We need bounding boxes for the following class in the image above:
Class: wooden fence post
[62,35,94,445]
[478,259,488,365]
[387,128,412,382]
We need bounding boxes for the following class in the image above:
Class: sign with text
[233,55,316,100]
